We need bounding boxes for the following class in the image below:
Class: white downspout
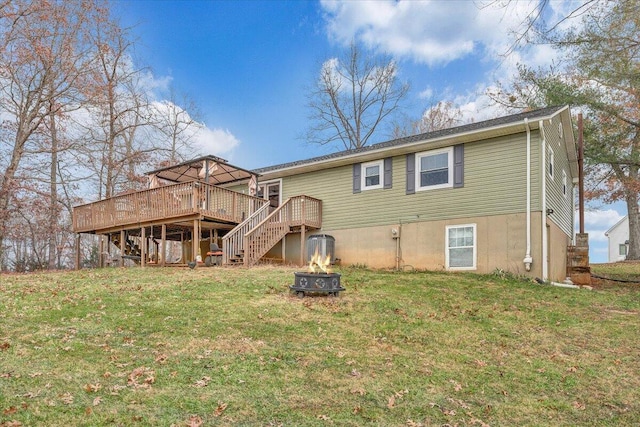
[523,119,533,271]
[540,120,548,281]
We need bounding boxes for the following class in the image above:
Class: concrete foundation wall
[281,212,572,280]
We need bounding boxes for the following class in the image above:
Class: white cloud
[578,208,625,245]
[584,209,624,229]
[418,87,434,100]
[192,126,240,155]
[321,0,541,66]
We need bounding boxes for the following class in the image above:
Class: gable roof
[605,215,629,236]
[255,105,577,178]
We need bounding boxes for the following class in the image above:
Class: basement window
[446,224,476,270]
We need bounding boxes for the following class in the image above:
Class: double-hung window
[416,147,453,191]
[361,160,383,190]
[446,224,476,270]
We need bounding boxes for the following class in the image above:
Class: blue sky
[113,0,625,263]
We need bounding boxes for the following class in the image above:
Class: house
[239,105,578,282]
[605,216,629,262]
[73,105,578,282]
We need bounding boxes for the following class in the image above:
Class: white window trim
[548,145,554,178]
[361,160,383,191]
[445,223,477,271]
[562,170,567,197]
[257,178,282,206]
[416,147,454,191]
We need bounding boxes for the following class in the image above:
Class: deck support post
[141,227,146,268]
[282,235,286,264]
[119,230,125,267]
[98,236,104,268]
[300,225,306,267]
[75,233,81,270]
[192,219,199,263]
[161,224,166,266]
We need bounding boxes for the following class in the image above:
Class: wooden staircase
[111,233,142,262]
[223,195,322,266]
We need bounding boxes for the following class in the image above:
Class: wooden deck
[73,181,266,234]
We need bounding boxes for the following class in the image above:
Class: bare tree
[392,101,465,139]
[78,16,153,199]
[150,85,202,165]
[305,43,409,150]
[0,0,100,268]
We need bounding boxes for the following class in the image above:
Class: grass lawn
[591,262,640,284]
[1,266,639,426]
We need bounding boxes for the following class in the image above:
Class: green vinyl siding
[543,115,574,237]
[281,133,542,231]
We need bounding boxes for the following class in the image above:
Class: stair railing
[222,199,270,264]
[243,195,322,266]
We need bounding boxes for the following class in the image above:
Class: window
[446,224,476,270]
[354,158,392,193]
[562,170,567,197]
[548,146,554,178]
[619,244,628,257]
[361,160,383,190]
[416,147,453,191]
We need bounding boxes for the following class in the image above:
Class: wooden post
[119,230,125,267]
[578,113,585,234]
[161,224,166,266]
[98,236,104,268]
[300,225,306,267]
[75,233,81,270]
[282,234,286,264]
[193,219,199,263]
[141,227,146,267]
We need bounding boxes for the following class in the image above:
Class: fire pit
[290,247,344,297]
[291,271,343,297]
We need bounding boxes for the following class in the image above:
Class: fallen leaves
[350,387,366,396]
[84,383,102,393]
[127,366,155,389]
[0,342,10,351]
[3,407,17,415]
[213,401,228,417]
[185,415,203,427]
[387,389,409,409]
[60,392,74,405]
[193,376,210,388]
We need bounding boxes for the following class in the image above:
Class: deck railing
[73,181,264,233]
[242,195,322,266]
